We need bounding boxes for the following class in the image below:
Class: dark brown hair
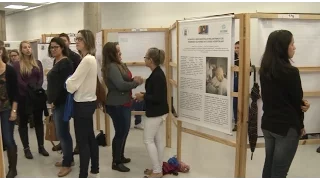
[78,29,96,56]
[0,47,9,63]
[59,33,70,42]
[48,37,69,58]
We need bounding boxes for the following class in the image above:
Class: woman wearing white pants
[135,47,169,178]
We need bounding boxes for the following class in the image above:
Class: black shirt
[4,64,19,104]
[47,58,73,106]
[260,67,304,136]
[53,48,81,73]
[144,66,169,117]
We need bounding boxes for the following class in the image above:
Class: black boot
[112,162,130,172]
[52,143,62,151]
[38,146,49,156]
[24,148,33,159]
[6,146,18,178]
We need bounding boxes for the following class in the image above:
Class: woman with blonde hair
[13,41,49,160]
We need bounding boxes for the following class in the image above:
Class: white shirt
[66,54,97,102]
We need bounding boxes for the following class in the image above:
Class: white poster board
[118,32,166,95]
[178,16,234,134]
[95,31,103,84]
[257,19,320,136]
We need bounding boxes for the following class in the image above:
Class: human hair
[259,30,294,80]
[59,33,70,42]
[10,49,19,56]
[78,29,96,56]
[19,40,39,75]
[235,41,239,45]
[48,37,69,58]
[146,47,165,66]
[0,47,9,63]
[101,42,128,84]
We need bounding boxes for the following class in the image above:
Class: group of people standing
[0,29,168,178]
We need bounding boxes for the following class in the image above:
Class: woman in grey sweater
[102,42,143,172]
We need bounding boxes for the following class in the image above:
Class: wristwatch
[12,110,17,113]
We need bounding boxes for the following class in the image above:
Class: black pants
[106,105,131,163]
[262,128,299,178]
[18,98,44,149]
[74,101,99,178]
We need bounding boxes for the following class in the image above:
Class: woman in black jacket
[47,37,74,177]
[0,46,19,178]
[259,30,310,178]
[135,47,169,178]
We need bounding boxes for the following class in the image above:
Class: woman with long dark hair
[259,30,310,178]
[102,42,143,172]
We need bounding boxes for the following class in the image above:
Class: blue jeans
[132,100,145,125]
[106,105,131,163]
[0,110,16,149]
[53,103,74,167]
[262,128,299,178]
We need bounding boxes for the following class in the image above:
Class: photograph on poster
[206,57,228,96]
[198,25,209,34]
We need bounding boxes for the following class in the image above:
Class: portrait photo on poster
[198,25,209,35]
[206,57,228,96]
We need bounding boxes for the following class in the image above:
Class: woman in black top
[0,46,19,178]
[135,47,169,178]
[259,30,310,178]
[47,37,74,177]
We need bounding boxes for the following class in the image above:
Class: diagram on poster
[178,16,234,134]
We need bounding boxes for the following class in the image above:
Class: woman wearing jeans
[0,46,19,178]
[47,37,74,177]
[135,47,169,178]
[103,42,143,172]
[66,30,99,178]
[259,30,310,178]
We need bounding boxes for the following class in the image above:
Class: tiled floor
[4,112,320,178]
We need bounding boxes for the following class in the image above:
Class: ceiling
[0,2,56,15]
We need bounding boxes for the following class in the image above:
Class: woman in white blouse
[65,30,99,178]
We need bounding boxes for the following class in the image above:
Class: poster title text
[188,37,224,43]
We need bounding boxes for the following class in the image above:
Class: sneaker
[88,172,100,178]
[134,123,144,130]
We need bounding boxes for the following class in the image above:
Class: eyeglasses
[50,46,60,50]
[75,37,84,42]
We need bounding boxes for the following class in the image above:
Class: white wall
[6,2,84,41]
[101,2,320,29]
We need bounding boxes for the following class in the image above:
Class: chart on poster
[178,16,234,134]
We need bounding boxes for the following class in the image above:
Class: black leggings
[18,98,44,149]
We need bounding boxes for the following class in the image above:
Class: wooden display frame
[169,13,320,178]
[95,28,173,148]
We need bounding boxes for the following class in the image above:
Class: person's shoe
[232,125,237,132]
[55,161,75,167]
[73,145,79,155]
[52,143,62,151]
[144,169,153,175]
[24,148,33,159]
[38,146,49,156]
[112,163,130,172]
[58,167,72,177]
[134,123,144,130]
[316,146,320,153]
[144,172,163,178]
[121,157,131,164]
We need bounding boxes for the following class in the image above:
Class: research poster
[95,31,103,84]
[178,16,234,134]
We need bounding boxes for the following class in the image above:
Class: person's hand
[135,92,144,101]
[9,110,17,121]
[301,128,306,137]
[133,76,144,85]
[301,99,310,112]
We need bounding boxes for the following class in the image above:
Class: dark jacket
[53,48,81,73]
[260,67,304,136]
[26,83,49,116]
[145,66,169,117]
[5,64,19,105]
[47,58,74,106]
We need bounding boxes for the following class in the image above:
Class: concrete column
[83,2,101,34]
[0,10,6,41]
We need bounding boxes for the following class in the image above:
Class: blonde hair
[215,67,224,82]
[19,41,39,75]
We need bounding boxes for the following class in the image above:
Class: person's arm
[37,60,44,87]
[108,63,139,91]
[12,61,28,93]
[144,74,166,104]
[287,68,304,128]
[66,55,92,94]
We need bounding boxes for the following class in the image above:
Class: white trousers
[143,114,167,173]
